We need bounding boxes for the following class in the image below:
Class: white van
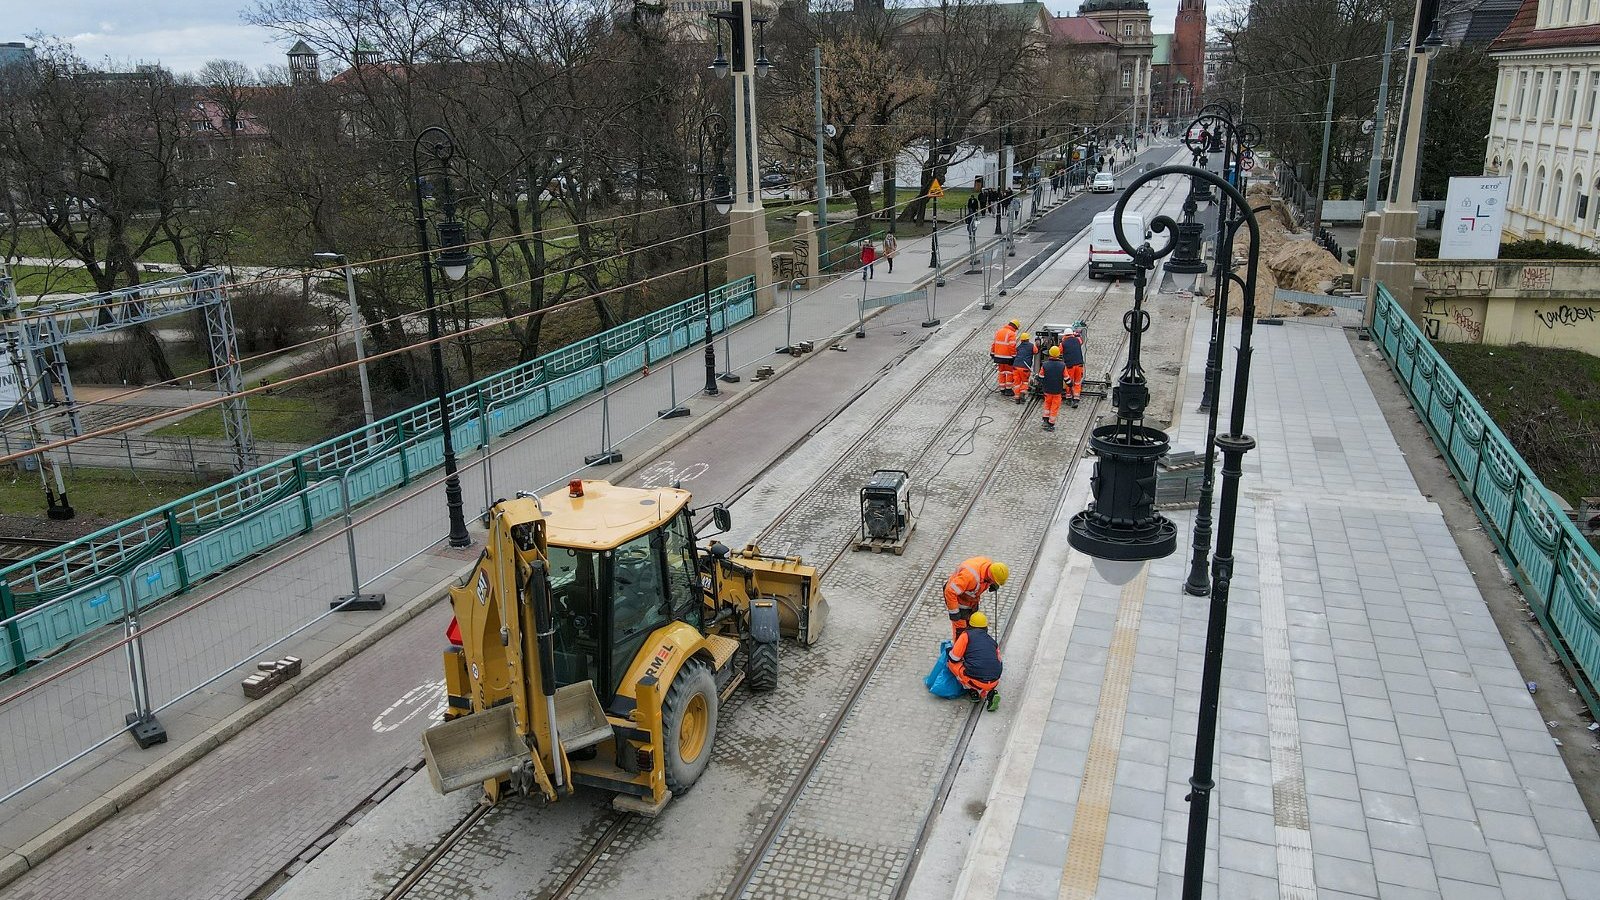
[1087,209,1149,280]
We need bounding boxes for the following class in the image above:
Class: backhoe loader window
[610,532,673,692]
[664,512,702,626]
[548,545,602,690]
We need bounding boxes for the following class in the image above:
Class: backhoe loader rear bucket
[794,587,828,647]
[422,704,524,794]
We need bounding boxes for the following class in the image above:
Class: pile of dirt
[1207,182,1337,317]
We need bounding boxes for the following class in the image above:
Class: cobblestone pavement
[959,316,1600,898]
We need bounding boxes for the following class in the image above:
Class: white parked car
[1091,172,1116,193]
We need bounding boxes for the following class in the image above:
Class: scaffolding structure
[9,269,257,473]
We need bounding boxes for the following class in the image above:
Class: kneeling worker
[944,556,1009,637]
[949,611,1003,711]
[1011,332,1035,403]
[1040,345,1067,431]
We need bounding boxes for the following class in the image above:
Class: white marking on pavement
[1257,500,1317,896]
[372,680,446,734]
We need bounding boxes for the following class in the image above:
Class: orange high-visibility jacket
[990,324,1018,360]
[944,556,999,616]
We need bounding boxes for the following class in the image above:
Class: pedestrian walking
[1039,345,1067,431]
[990,319,1020,393]
[883,233,897,274]
[1011,332,1035,403]
[1060,328,1085,407]
[943,556,1008,637]
[861,241,876,280]
[948,611,1003,711]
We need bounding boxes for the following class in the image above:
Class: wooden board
[852,515,916,555]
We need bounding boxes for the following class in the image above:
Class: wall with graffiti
[1417,260,1600,354]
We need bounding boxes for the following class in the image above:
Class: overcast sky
[12,0,1187,78]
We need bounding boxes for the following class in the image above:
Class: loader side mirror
[712,505,732,533]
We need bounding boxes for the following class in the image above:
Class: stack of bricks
[241,656,303,699]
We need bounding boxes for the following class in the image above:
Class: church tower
[1173,0,1206,111]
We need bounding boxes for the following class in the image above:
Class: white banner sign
[1439,176,1510,260]
[0,345,22,415]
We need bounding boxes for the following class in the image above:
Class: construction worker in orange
[990,319,1020,392]
[944,556,1009,637]
[948,611,1003,711]
[1010,332,1035,403]
[1060,328,1085,407]
[1039,345,1067,431]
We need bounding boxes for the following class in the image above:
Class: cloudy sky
[12,1,1186,78]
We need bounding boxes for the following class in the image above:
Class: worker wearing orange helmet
[1039,345,1067,431]
[948,610,1003,710]
[944,556,1009,637]
[990,319,1020,392]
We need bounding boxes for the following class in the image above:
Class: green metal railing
[0,276,758,676]
[1372,285,1600,717]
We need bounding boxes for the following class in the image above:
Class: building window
[1520,163,1531,208]
[1588,72,1599,122]
[1535,165,1547,214]
[1550,72,1562,118]
[1122,64,1132,88]
[1516,71,1528,115]
[1553,169,1565,218]
[1535,71,1545,119]
[1574,173,1586,224]
[1124,23,1133,36]
[1569,71,1581,119]
[1593,176,1600,230]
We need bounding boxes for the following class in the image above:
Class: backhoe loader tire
[662,660,718,796]
[747,641,778,693]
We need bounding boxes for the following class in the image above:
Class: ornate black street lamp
[1078,164,1262,900]
[411,125,472,549]
[696,114,733,397]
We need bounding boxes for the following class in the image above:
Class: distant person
[883,233,897,273]
[948,611,1003,711]
[860,241,876,280]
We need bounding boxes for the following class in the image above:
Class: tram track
[335,173,1184,900]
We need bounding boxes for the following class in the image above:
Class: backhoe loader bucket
[789,586,828,647]
[422,704,524,794]
[735,547,828,646]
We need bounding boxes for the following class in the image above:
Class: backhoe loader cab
[423,480,826,816]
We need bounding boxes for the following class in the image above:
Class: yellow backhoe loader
[421,479,826,815]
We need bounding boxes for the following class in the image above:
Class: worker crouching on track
[1011,332,1035,403]
[1039,346,1067,431]
[944,556,1008,638]
[991,319,1020,393]
[1060,328,1085,407]
[948,611,1003,711]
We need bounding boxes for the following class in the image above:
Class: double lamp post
[1067,141,1264,899]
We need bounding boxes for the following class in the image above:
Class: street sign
[861,288,928,310]
[1439,176,1510,260]
[659,0,731,10]
[1361,119,1375,135]
[1241,158,1255,172]
[928,179,945,199]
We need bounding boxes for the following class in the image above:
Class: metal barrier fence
[0,276,758,677]
[1372,285,1600,717]
[820,229,886,272]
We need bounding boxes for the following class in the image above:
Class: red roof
[1050,15,1116,44]
[1489,0,1600,52]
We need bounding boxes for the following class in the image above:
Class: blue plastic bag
[925,640,965,699]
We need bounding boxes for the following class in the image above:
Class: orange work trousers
[995,362,1015,390]
[1043,392,1063,424]
[948,661,1000,697]
[1067,365,1084,398]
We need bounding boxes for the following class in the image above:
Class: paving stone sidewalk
[961,317,1600,899]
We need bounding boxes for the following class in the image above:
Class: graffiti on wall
[1420,265,1493,296]
[1534,305,1600,329]
[1421,296,1485,342]
[1519,265,1555,290]
[792,237,811,284]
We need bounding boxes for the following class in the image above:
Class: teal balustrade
[1371,285,1600,717]
[0,276,757,677]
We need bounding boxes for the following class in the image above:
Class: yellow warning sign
[928,179,945,199]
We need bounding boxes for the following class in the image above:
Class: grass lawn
[151,394,340,444]
[7,264,102,296]
[0,467,215,521]
[1435,343,1600,507]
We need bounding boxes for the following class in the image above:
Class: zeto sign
[1439,176,1510,260]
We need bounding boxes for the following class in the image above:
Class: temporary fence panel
[1372,285,1600,717]
[0,276,757,677]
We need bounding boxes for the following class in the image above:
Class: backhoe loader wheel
[662,659,718,796]
[747,641,778,693]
